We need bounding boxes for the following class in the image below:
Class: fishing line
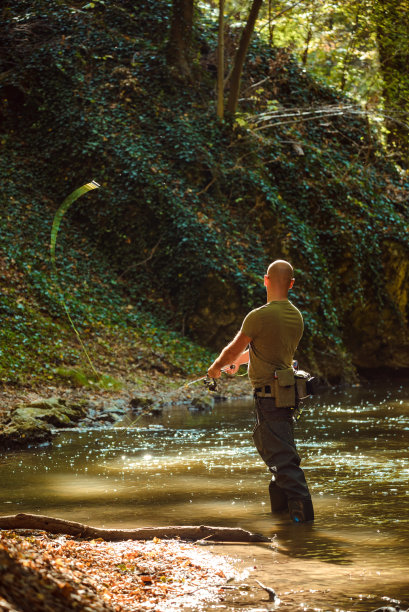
[50,183,249,433]
[114,365,249,433]
[50,181,100,376]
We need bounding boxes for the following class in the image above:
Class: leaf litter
[0,530,248,611]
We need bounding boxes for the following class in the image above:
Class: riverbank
[0,369,251,450]
[0,529,248,611]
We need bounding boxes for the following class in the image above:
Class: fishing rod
[181,364,241,392]
[114,366,245,431]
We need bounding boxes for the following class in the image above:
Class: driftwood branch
[0,513,270,543]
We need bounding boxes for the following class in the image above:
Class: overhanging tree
[226,0,264,115]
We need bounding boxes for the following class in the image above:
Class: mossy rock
[1,398,90,450]
[12,397,88,427]
[0,394,93,449]
[129,396,155,410]
[25,397,67,410]
[0,419,54,449]
[190,395,213,410]
[13,407,70,428]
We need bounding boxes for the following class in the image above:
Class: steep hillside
[1,0,409,385]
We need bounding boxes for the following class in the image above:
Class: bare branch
[257,0,306,33]
[242,75,271,95]
[245,103,409,132]
[196,176,217,196]
[118,238,162,279]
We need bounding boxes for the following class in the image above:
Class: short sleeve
[241,309,261,339]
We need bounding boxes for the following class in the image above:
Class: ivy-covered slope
[1,0,409,384]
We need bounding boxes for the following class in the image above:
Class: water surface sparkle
[1,383,408,611]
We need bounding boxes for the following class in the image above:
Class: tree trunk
[340,10,360,92]
[166,0,194,79]
[375,0,409,166]
[268,0,274,47]
[226,0,264,116]
[301,24,313,66]
[0,513,270,543]
[301,3,318,67]
[217,0,225,119]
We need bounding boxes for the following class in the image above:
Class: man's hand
[222,364,238,376]
[207,363,223,379]
[208,364,237,379]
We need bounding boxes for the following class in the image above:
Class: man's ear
[289,278,295,289]
[264,274,269,288]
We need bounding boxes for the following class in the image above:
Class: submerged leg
[268,478,288,513]
[288,498,314,523]
[253,398,314,522]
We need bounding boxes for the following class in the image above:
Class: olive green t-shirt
[241,299,303,388]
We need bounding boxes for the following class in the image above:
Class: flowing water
[1,382,408,611]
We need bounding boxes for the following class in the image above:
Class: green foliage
[0,0,408,384]
[0,290,77,385]
[54,367,122,390]
[0,148,214,384]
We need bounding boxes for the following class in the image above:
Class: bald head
[265,260,294,297]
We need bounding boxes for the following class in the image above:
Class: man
[208,259,314,523]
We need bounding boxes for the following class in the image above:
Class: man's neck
[266,288,289,302]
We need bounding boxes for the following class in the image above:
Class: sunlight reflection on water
[1,382,408,610]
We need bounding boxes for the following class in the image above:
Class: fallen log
[0,513,270,543]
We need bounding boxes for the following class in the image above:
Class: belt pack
[275,367,296,407]
[256,367,318,408]
[294,369,319,401]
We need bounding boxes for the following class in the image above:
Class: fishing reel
[204,376,218,392]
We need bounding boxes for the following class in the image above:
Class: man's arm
[221,348,250,377]
[207,331,251,379]
[231,349,250,368]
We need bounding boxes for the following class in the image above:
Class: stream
[1,382,408,611]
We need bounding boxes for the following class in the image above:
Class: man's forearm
[211,344,242,372]
[234,349,249,366]
[208,331,251,378]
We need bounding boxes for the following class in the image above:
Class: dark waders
[252,394,314,523]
